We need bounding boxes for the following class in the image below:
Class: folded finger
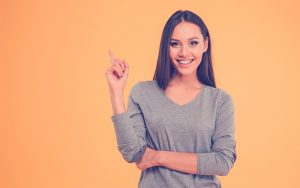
[114,62,123,73]
[112,64,123,76]
[118,60,125,70]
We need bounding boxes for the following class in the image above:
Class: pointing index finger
[108,50,116,63]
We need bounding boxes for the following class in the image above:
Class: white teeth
[177,59,193,64]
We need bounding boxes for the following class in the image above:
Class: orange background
[1,0,300,187]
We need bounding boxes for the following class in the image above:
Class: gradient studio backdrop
[1,0,300,187]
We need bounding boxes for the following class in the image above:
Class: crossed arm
[135,147,198,174]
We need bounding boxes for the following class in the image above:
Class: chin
[174,69,197,76]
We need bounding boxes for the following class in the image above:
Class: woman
[105,10,237,188]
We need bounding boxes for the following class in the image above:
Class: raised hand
[105,50,129,93]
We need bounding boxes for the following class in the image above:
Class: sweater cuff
[197,152,215,175]
[111,111,129,123]
[111,112,132,132]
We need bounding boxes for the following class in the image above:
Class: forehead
[171,22,203,40]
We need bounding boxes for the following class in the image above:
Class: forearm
[109,90,126,115]
[157,150,198,174]
[110,89,147,163]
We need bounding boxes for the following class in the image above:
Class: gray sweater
[111,80,237,188]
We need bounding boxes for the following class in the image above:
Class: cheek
[191,48,204,59]
[169,48,178,59]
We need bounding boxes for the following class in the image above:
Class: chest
[163,86,201,106]
[140,95,216,138]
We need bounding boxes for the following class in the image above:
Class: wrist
[109,90,126,115]
[110,89,123,97]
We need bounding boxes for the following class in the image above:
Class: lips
[177,59,194,64]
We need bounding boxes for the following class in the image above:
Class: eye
[170,41,181,48]
[190,41,199,46]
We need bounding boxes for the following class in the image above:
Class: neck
[169,72,202,89]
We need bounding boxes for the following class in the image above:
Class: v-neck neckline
[154,80,206,108]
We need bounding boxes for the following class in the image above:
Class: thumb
[123,59,129,75]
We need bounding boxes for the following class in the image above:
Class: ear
[203,37,209,53]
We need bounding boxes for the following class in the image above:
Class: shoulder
[205,84,232,99]
[204,85,234,108]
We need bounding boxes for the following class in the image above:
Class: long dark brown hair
[153,10,216,89]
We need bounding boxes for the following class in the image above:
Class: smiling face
[169,21,208,77]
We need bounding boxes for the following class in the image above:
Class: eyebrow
[170,37,199,41]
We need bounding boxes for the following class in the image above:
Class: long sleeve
[197,94,237,176]
[111,84,148,163]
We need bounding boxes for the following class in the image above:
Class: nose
[179,45,189,57]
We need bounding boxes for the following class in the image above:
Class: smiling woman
[169,22,208,77]
[105,10,236,188]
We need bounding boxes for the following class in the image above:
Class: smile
[177,59,194,64]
